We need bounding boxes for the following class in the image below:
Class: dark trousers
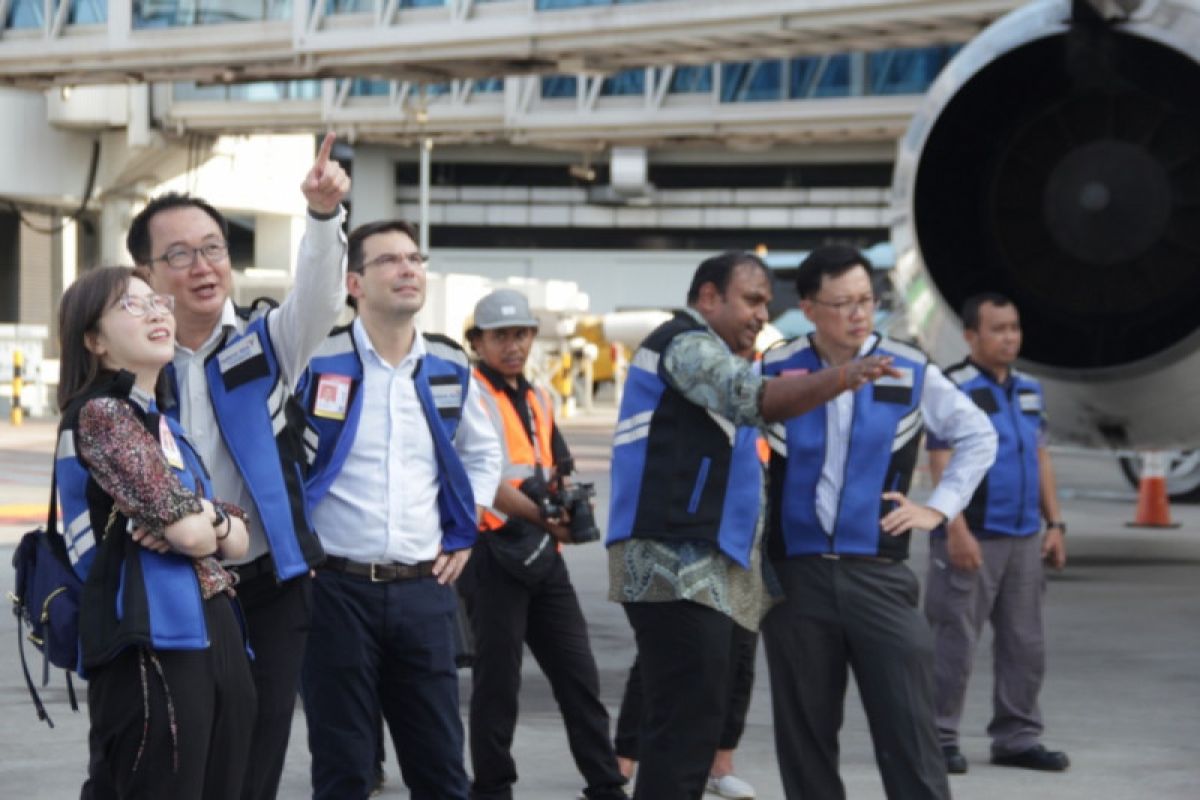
[623,601,733,800]
[762,558,950,800]
[460,542,625,800]
[615,623,757,759]
[234,569,312,800]
[301,568,468,800]
[81,594,257,800]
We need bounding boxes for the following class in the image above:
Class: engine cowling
[890,0,1200,449]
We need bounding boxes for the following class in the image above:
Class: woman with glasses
[56,266,256,800]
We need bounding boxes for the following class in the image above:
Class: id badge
[313,374,352,420]
[159,416,186,470]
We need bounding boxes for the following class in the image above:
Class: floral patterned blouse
[77,396,244,600]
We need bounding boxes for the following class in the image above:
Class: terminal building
[0,0,1021,410]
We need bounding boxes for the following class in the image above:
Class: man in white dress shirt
[297,219,501,800]
[760,244,997,800]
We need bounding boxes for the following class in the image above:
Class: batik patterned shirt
[607,308,776,631]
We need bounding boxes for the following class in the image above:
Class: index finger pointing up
[314,131,335,170]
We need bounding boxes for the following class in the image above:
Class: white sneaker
[706,773,756,799]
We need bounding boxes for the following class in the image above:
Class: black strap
[66,671,78,711]
[46,457,58,536]
[15,613,53,728]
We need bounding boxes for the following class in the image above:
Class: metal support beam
[308,0,327,35]
[582,74,603,112]
[334,77,352,108]
[49,0,71,39]
[650,65,674,109]
[380,0,399,28]
[419,137,432,254]
[450,0,475,23]
[390,80,412,109]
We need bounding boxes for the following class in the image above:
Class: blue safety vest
[606,312,761,568]
[941,360,1043,536]
[762,335,928,561]
[59,371,212,672]
[297,324,478,553]
[162,301,324,581]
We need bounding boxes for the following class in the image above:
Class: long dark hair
[57,266,158,412]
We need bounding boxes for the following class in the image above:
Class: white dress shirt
[172,211,347,565]
[814,333,997,535]
[310,319,501,565]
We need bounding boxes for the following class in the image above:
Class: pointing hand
[301,132,351,217]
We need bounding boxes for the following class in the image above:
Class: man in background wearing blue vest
[924,293,1069,775]
[760,244,997,800]
[128,133,350,800]
[607,251,900,800]
[297,219,501,799]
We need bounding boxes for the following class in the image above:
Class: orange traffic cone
[1127,451,1181,528]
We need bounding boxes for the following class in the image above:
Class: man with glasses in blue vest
[760,244,997,800]
[129,133,350,800]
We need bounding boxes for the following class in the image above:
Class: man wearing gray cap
[461,289,628,800]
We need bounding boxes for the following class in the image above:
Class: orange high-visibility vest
[474,368,556,531]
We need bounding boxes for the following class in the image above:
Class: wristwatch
[1045,520,1067,535]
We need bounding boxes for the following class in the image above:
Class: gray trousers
[924,533,1046,756]
[762,557,950,800]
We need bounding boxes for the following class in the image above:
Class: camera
[518,467,601,544]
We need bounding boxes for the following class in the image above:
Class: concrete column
[349,144,396,229]
[99,194,139,266]
[254,212,305,273]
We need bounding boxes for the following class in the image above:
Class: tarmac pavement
[2,410,1199,798]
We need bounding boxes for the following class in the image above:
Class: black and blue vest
[162,301,324,581]
[941,360,1043,537]
[606,312,761,568]
[297,324,478,553]
[762,334,928,561]
[59,371,212,673]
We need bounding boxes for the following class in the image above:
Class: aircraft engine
[890,0,1200,450]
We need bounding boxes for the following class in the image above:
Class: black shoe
[991,744,1070,772]
[943,745,969,775]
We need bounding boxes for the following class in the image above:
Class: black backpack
[10,467,82,727]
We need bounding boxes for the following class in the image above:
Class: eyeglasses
[811,295,876,316]
[362,252,428,271]
[119,293,175,318]
[152,242,229,271]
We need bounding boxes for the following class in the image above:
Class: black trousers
[235,568,312,800]
[614,623,757,759]
[301,568,468,800]
[623,601,733,800]
[460,540,625,800]
[761,558,950,800]
[81,594,257,800]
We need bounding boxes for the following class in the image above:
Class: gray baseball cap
[473,289,539,330]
